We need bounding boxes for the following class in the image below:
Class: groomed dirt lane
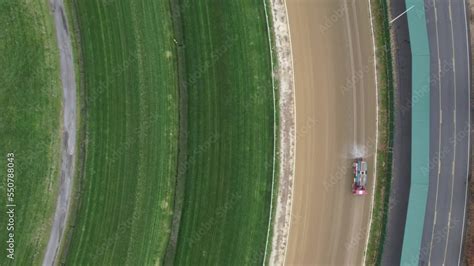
[286,0,376,264]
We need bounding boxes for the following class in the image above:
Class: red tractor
[352,158,368,195]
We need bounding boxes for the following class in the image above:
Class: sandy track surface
[44,0,76,264]
[285,0,376,264]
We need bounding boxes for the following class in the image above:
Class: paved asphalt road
[420,0,470,265]
[381,0,412,265]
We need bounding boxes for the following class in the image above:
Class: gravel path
[266,0,296,265]
[43,0,76,264]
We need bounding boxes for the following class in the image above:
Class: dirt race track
[285,0,376,265]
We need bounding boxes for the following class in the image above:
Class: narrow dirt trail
[43,0,77,264]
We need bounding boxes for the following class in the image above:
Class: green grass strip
[365,0,395,265]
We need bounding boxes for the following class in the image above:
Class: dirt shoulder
[265,0,296,265]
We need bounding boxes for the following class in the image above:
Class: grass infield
[62,0,276,264]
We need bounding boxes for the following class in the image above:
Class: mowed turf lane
[173,0,275,264]
[65,0,178,264]
[0,0,62,264]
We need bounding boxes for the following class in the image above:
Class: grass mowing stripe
[62,0,179,264]
[172,0,275,264]
[0,0,62,264]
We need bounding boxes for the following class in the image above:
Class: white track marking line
[443,2,457,263]
[428,0,443,263]
[458,0,470,264]
[351,0,366,141]
[343,0,358,145]
[362,0,379,264]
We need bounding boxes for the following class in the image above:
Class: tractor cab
[352,158,368,195]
